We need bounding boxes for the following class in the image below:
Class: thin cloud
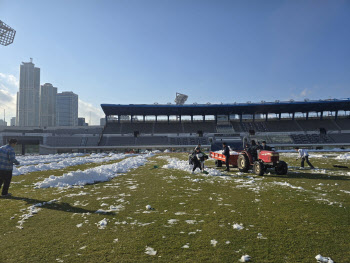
[0,73,19,92]
[78,99,104,125]
[0,89,17,120]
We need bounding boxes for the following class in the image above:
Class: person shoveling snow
[189,148,208,174]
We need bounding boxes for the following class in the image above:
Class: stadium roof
[101,98,350,116]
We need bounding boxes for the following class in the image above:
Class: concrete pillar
[306,112,309,120]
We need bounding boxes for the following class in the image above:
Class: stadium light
[0,20,16,46]
[174,92,188,105]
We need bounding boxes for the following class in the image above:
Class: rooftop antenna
[0,20,16,46]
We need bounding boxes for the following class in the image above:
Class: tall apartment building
[56,92,78,126]
[16,59,40,126]
[40,83,57,127]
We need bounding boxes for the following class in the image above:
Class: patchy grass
[0,152,349,262]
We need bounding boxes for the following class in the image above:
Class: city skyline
[1,1,350,125]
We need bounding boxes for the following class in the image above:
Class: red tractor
[210,149,288,176]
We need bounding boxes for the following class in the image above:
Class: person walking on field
[295,147,314,169]
[0,139,20,197]
[222,142,230,172]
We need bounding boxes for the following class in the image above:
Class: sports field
[0,151,349,263]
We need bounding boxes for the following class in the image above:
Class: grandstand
[1,98,350,154]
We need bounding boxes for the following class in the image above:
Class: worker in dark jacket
[222,142,230,171]
[260,141,272,151]
[248,140,259,161]
[191,148,207,173]
[0,139,20,197]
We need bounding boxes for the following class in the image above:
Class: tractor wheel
[253,161,264,176]
[275,161,288,175]
[215,160,222,167]
[237,154,249,173]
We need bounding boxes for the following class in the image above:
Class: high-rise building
[56,92,78,126]
[10,117,16,126]
[16,59,40,126]
[39,83,57,127]
[78,117,88,126]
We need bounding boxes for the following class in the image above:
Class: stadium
[1,97,349,155]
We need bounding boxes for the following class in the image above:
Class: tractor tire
[275,161,288,175]
[237,154,249,173]
[253,161,264,176]
[215,160,222,167]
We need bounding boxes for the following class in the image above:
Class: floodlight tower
[174,92,188,105]
[0,20,16,46]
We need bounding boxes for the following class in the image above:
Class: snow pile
[145,246,157,255]
[335,153,350,160]
[233,223,244,230]
[162,157,223,176]
[210,239,218,247]
[17,153,86,166]
[97,218,108,229]
[34,155,150,188]
[239,255,251,262]
[14,153,132,176]
[164,149,171,153]
[315,254,334,263]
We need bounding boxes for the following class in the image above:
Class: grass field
[0,152,349,263]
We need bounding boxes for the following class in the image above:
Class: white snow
[210,239,218,247]
[14,153,132,176]
[239,255,251,262]
[34,155,151,188]
[272,181,304,190]
[162,157,223,176]
[315,254,334,263]
[233,223,244,230]
[97,218,108,229]
[145,246,157,256]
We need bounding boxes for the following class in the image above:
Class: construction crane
[0,20,16,46]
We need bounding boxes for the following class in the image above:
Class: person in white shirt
[294,147,315,169]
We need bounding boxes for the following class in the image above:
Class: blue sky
[0,0,349,124]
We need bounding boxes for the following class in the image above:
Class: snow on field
[17,199,59,229]
[17,153,86,166]
[315,254,334,263]
[233,223,244,230]
[13,153,133,176]
[145,246,157,256]
[239,255,251,262]
[272,181,304,190]
[335,153,350,160]
[34,154,152,188]
[162,157,223,176]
